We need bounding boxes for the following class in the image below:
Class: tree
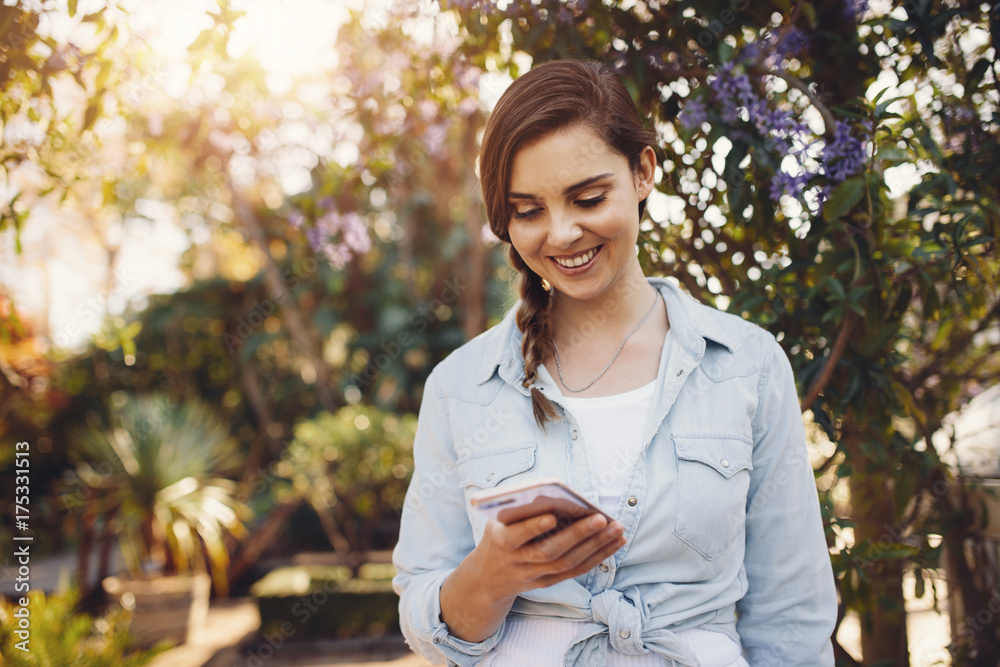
[443,0,999,663]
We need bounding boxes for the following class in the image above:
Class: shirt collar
[475,278,736,386]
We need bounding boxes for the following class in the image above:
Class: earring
[541,278,552,292]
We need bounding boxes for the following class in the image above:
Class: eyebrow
[508,172,614,201]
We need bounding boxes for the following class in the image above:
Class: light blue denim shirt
[392,278,837,666]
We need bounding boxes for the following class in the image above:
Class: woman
[392,59,837,667]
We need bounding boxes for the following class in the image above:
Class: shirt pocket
[672,433,753,560]
[458,442,537,538]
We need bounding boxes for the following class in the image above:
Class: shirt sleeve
[736,337,838,665]
[391,369,506,666]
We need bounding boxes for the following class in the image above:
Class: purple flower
[298,204,372,269]
[709,63,756,123]
[769,170,811,202]
[678,97,709,131]
[843,0,869,21]
[324,243,353,270]
[288,210,305,228]
[821,120,868,183]
[341,212,372,253]
[739,27,810,67]
[455,64,482,92]
[772,27,810,59]
[422,121,450,157]
[305,226,324,252]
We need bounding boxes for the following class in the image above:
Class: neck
[550,271,658,349]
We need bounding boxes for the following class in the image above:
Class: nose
[547,207,583,248]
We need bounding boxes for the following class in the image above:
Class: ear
[634,145,657,200]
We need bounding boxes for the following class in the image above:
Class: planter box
[102,572,211,648]
[251,563,398,641]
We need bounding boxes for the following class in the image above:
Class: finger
[522,513,610,561]
[526,516,622,566]
[534,531,628,588]
[500,513,559,550]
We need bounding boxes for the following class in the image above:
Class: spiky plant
[68,392,250,595]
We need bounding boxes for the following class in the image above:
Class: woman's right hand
[476,512,626,598]
[439,513,626,642]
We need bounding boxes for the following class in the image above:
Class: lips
[553,246,600,268]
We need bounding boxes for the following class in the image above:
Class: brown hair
[478,59,658,430]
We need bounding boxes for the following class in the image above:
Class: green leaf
[69,0,78,17]
[826,276,847,300]
[875,145,908,164]
[874,95,904,119]
[82,101,100,133]
[823,177,866,222]
[967,58,991,92]
[81,7,106,23]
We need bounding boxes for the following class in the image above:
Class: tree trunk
[229,185,338,415]
[75,503,96,605]
[461,112,488,340]
[842,423,909,664]
[227,498,303,587]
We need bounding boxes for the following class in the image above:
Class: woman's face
[507,123,655,304]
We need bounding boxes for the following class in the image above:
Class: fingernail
[590,515,605,529]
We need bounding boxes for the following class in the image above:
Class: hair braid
[509,249,561,430]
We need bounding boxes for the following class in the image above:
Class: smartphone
[470,476,613,531]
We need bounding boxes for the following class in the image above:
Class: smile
[553,246,600,268]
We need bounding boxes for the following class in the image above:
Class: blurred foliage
[273,404,417,554]
[0,585,169,666]
[2,0,997,661]
[65,392,251,595]
[439,0,999,662]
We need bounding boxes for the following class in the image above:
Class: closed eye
[578,194,607,208]
[513,208,542,221]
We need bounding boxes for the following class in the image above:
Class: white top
[480,619,748,667]
[480,356,749,666]
[536,363,655,514]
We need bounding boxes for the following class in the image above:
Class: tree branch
[763,67,838,137]
[229,182,338,415]
[907,299,1000,389]
[801,310,859,413]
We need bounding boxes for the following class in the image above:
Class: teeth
[555,247,598,268]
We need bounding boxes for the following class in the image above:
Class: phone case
[470,476,613,527]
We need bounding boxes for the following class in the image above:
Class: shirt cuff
[428,617,506,667]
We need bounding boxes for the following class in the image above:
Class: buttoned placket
[494,291,711,603]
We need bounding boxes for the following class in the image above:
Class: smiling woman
[392,58,838,667]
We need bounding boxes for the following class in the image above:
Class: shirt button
[619,628,631,639]
[720,459,730,468]
[627,497,638,506]
[571,430,579,440]
[487,472,495,482]
[433,637,442,643]
[600,563,609,572]
[676,370,683,377]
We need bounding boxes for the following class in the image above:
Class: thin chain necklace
[552,291,659,393]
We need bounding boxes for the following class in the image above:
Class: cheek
[508,224,538,256]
